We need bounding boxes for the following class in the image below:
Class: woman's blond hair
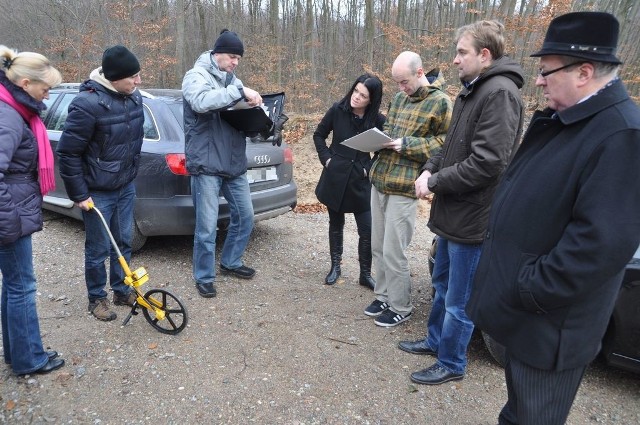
[0,45,62,87]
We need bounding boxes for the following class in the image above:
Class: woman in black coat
[313,74,384,288]
[0,46,65,374]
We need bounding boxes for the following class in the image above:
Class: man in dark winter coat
[57,45,144,322]
[402,20,524,385]
[467,12,640,424]
[182,29,263,299]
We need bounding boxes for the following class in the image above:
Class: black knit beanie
[102,45,141,81]
[212,29,244,56]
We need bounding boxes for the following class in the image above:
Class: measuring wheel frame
[88,203,189,335]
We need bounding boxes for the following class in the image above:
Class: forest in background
[0,0,638,114]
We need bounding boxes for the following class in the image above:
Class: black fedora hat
[531,11,622,64]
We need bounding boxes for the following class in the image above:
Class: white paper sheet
[340,128,392,152]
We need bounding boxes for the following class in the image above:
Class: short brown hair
[456,20,505,59]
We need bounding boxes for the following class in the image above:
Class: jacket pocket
[16,193,40,216]
[514,252,546,313]
[87,157,123,189]
[16,191,43,238]
[385,160,418,193]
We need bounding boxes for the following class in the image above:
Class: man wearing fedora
[467,11,640,425]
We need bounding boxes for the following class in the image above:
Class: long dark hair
[338,73,383,129]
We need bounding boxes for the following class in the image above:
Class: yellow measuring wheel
[89,203,188,335]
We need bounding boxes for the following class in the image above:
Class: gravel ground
[1,135,639,424]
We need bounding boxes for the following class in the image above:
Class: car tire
[131,221,147,253]
[428,237,437,298]
[481,331,506,367]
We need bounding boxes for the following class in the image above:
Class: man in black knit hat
[57,45,144,321]
[182,30,263,298]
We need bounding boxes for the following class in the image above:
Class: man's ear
[577,62,595,82]
[480,47,492,63]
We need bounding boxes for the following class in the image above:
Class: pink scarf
[0,83,55,195]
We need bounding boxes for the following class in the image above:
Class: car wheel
[481,331,506,367]
[131,221,147,253]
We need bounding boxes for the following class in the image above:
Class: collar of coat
[553,78,626,125]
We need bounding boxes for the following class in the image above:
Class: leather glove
[270,113,289,147]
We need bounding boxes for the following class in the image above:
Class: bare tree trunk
[176,0,186,82]
[365,0,374,66]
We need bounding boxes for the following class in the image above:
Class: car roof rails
[139,89,155,99]
[53,83,154,98]
[53,83,81,90]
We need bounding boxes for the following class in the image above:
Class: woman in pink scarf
[0,45,64,375]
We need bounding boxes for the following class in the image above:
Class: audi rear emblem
[254,155,272,165]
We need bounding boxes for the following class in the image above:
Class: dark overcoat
[467,79,640,371]
[313,103,385,213]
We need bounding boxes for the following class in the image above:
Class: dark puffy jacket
[0,72,44,245]
[56,78,144,202]
[424,56,524,243]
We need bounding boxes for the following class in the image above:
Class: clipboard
[340,127,392,152]
[219,92,285,133]
[220,107,273,133]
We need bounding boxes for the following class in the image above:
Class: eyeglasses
[538,62,585,78]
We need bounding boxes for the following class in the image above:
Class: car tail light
[284,147,293,164]
[165,154,189,175]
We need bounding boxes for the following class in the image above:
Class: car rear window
[45,93,75,131]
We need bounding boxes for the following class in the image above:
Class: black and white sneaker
[364,299,389,317]
[374,309,412,327]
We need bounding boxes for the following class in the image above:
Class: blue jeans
[191,174,254,284]
[81,182,135,302]
[1,235,49,374]
[426,237,482,374]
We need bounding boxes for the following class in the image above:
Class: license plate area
[247,167,278,184]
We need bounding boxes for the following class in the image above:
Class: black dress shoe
[220,264,256,279]
[398,340,437,356]
[33,357,65,375]
[410,363,463,385]
[196,282,217,298]
[5,350,58,365]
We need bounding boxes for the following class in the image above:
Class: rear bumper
[133,180,297,236]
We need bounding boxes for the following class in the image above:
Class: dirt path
[1,134,639,424]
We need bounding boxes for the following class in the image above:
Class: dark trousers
[328,208,371,237]
[498,352,587,425]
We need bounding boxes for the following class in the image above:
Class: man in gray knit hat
[182,30,263,298]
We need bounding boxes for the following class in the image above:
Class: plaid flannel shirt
[370,71,452,198]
